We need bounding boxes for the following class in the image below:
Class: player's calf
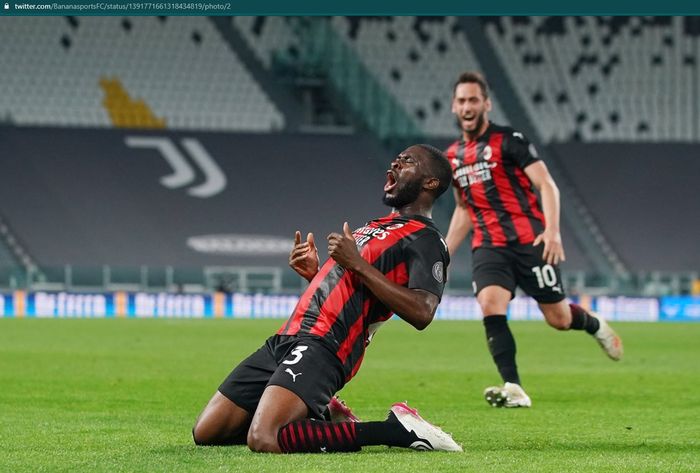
[567,303,600,333]
[539,300,572,330]
[277,418,361,453]
[276,402,461,453]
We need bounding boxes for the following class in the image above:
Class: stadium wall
[1,291,698,322]
[0,126,388,268]
[551,142,700,272]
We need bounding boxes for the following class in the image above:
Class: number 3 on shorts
[282,345,308,365]
[531,264,558,289]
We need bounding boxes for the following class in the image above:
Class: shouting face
[382,146,427,209]
[452,82,491,139]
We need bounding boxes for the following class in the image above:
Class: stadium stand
[0,17,284,131]
[483,16,700,142]
[232,17,300,70]
[0,16,697,295]
[329,17,509,137]
[232,16,509,137]
[332,17,506,136]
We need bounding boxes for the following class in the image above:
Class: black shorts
[218,334,345,419]
[472,244,566,304]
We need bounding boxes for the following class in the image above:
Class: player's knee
[192,423,209,446]
[192,420,219,446]
[479,298,507,315]
[477,289,510,315]
[247,425,280,453]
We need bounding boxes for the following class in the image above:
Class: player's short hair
[415,144,452,198]
[453,71,489,99]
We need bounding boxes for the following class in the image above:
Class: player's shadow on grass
[155,445,459,455]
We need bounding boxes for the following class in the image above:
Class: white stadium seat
[0,17,284,131]
[484,16,697,142]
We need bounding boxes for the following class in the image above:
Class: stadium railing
[0,264,288,294]
[1,264,697,298]
[274,17,423,143]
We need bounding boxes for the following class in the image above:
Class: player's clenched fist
[289,230,319,282]
[327,222,362,270]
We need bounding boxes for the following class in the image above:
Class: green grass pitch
[1,318,698,472]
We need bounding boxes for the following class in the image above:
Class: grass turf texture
[1,319,698,472]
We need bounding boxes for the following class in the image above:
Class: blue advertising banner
[659,296,700,322]
[593,296,660,322]
[0,293,10,317]
[1,292,698,321]
[130,292,209,318]
[28,292,109,318]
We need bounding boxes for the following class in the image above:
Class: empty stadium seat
[233,17,300,69]
[484,16,697,142]
[232,16,509,138]
[326,17,508,137]
[0,17,284,131]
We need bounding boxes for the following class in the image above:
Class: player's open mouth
[384,170,397,193]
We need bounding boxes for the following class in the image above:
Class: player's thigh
[267,338,345,420]
[513,244,566,304]
[472,247,516,313]
[247,385,309,452]
[217,336,286,415]
[248,338,345,451]
[194,337,280,444]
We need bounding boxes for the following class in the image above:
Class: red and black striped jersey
[445,122,546,248]
[277,213,449,382]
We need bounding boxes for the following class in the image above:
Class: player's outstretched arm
[525,161,566,265]
[289,231,319,282]
[445,187,472,256]
[327,223,438,330]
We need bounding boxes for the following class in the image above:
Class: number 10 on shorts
[531,265,558,289]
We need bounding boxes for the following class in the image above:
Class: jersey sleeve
[504,130,540,169]
[405,233,450,300]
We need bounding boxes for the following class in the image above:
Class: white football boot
[389,402,463,452]
[484,382,532,408]
[591,312,623,361]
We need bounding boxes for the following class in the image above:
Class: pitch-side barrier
[1,291,698,322]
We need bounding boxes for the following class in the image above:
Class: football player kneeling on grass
[192,145,461,453]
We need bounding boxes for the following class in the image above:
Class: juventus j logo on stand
[125,136,227,198]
